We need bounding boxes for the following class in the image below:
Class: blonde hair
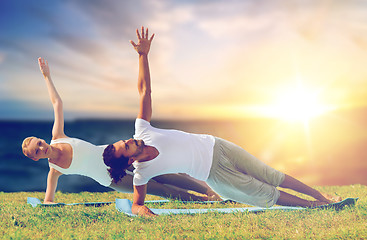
[22,136,36,158]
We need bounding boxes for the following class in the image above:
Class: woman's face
[25,137,51,161]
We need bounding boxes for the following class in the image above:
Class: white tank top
[132,119,215,186]
[49,138,112,187]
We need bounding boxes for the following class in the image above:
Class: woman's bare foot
[185,190,209,201]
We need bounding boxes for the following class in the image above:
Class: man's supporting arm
[132,184,156,217]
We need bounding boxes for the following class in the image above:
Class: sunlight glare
[268,85,332,122]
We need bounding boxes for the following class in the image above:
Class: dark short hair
[103,144,130,183]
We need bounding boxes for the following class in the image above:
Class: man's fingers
[130,40,137,48]
[149,33,155,42]
[146,28,149,39]
[141,26,145,38]
[136,29,141,39]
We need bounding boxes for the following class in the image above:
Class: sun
[267,85,332,122]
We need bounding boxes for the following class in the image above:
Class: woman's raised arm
[38,57,66,139]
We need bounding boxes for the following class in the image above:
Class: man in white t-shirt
[103,27,341,217]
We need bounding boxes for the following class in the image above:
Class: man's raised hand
[130,26,155,55]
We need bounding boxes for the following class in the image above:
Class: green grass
[1,185,366,239]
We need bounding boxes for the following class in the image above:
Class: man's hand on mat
[130,26,155,56]
[132,204,157,217]
[43,201,56,204]
[38,57,50,78]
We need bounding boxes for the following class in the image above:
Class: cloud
[1,0,367,120]
[65,0,153,40]
[0,52,5,64]
[192,1,277,38]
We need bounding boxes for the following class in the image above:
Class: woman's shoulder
[50,135,72,144]
[52,134,69,141]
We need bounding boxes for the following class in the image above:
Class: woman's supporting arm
[44,167,63,203]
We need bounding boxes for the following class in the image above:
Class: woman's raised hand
[38,57,50,78]
[130,26,155,55]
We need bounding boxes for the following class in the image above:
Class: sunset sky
[1,0,367,186]
[1,0,367,121]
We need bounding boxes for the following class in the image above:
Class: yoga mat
[27,197,114,208]
[27,197,232,208]
[115,198,358,217]
[28,197,358,217]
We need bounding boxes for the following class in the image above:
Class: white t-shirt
[49,138,112,187]
[132,119,215,186]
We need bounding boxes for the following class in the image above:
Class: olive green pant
[206,138,285,207]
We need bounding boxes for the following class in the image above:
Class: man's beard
[132,139,145,157]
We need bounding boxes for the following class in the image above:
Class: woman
[22,57,221,204]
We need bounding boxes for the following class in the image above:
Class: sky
[1,0,367,186]
[1,0,367,121]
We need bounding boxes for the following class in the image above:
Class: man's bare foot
[321,192,342,203]
[310,200,329,207]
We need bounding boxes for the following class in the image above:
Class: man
[103,26,341,217]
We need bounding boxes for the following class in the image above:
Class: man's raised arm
[130,26,155,122]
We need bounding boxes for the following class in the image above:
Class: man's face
[112,138,145,159]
